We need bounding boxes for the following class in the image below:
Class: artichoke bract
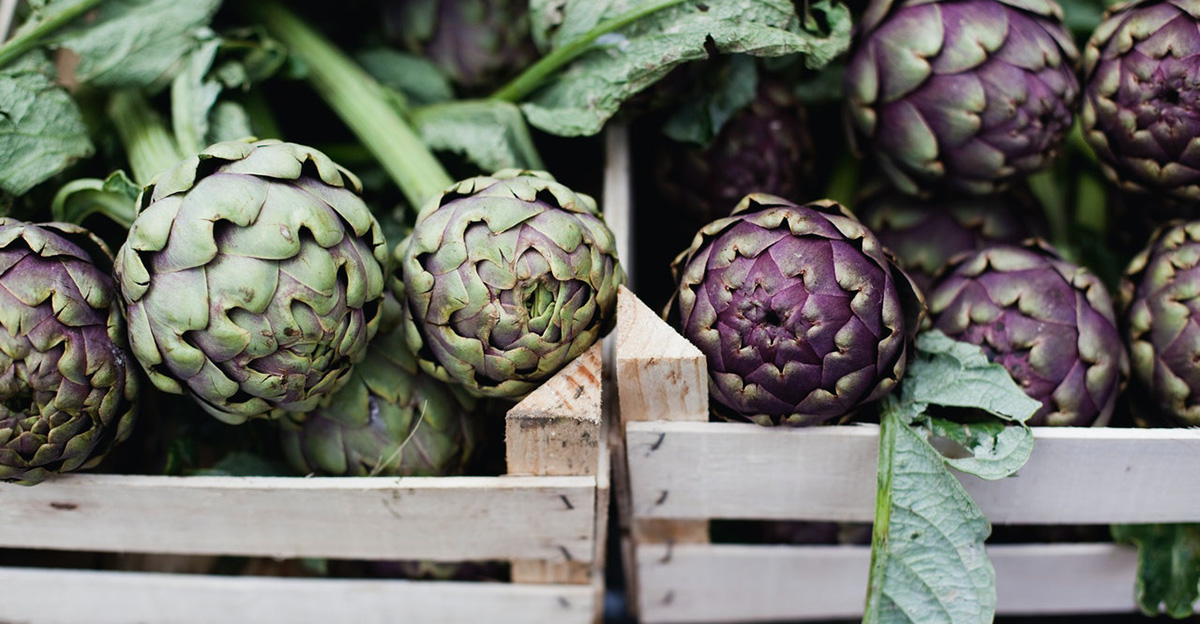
[396,169,622,400]
[281,297,479,476]
[671,195,924,426]
[845,0,1080,196]
[856,190,1041,293]
[1082,0,1200,201]
[1122,221,1200,425]
[929,242,1128,426]
[115,140,389,424]
[0,220,138,485]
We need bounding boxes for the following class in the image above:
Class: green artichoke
[0,220,138,485]
[1081,0,1200,201]
[395,169,622,399]
[671,194,924,426]
[115,140,389,425]
[280,296,480,476]
[845,0,1080,196]
[1121,221,1200,425]
[929,241,1128,426]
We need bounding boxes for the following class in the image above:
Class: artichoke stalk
[0,220,138,485]
[1121,221,1200,425]
[845,0,1080,196]
[396,170,623,400]
[115,139,389,425]
[928,241,1128,426]
[1082,0,1200,201]
[671,194,924,426]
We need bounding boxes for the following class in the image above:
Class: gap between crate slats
[0,566,596,624]
[625,421,1200,524]
[632,542,1138,623]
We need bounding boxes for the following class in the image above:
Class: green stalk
[108,90,184,185]
[490,0,691,103]
[249,2,452,208]
[863,407,897,623]
[0,0,106,68]
[1074,170,1107,232]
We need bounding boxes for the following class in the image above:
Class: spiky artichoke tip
[0,220,138,485]
[395,169,622,400]
[115,139,389,425]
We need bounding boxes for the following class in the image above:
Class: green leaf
[191,451,292,477]
[51,169,140,228]
[45,0,222,88]
[521,0,851,136]
[921,416,1033,481]
[0,51,93,195]
[865,407,996,624]
[357,48,454,108]
[1112,524,1200,618]
[171,35,223,155]
[662,55,758,146]
[412,100,545,172]
[903,331,1043,423]
[206,101,254,144]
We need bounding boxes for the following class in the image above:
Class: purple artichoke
[928,241,1128,426]
[1082,0,1200,201]
[671,194,924,426]
[855,189,1043,294]
[0,220,138,485]
[845,0,1080,196]
[1121,220,1200,425]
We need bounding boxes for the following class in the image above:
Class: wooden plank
[603,123,633,291]
[0,474,596,561]
[0,567,597,624]
[626,421,1200,524]
[615,285,708,424]
[634,543,1141,623]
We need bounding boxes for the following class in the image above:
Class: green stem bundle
[108,90,184,185]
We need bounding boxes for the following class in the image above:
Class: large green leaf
[521,0,851,136]
[1112,524,1200,618]
[902,331,1043,423]
[0,51,93,195]
[412,100,545,172]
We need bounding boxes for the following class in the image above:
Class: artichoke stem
[0,0,106,69]
[249,2,454,208]
[490,0,692,103]
[108,89,185,186]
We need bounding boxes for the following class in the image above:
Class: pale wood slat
[634,543,1139,623]
[0,567,597,624]
[626,421,1200,524]
[0,474,596,561]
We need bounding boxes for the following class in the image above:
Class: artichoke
[928,241,1128,426]
[396,169,622,399]
[280,297,479,477]
[0,220,138,485]
[856,189,1042,293]
[1121,220,1200,425]
[1082,0,1200,201]
[845,0,1080,196]
[115,140,389,425]
[671,194,923,426]
[381,0,536,93]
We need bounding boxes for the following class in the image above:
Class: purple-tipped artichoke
[115,140,389,425]
[382,0,536,93]
[1121,221,1200,425]
[395,169,622,400]
[0,220,138,485]
[655,78,816,232]
[281,297,479,476]
[671,194,924,426]
[856,189,1042,293]
[928,241,1128,426]
[845,0,1080,196]
[1082,0,1200,201]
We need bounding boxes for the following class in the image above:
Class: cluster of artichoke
[4,138,622,484]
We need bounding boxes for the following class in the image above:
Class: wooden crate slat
[0,567,597,624]
[626,421,1200,524]
[633,543,1140,623]
[0,474,596,561]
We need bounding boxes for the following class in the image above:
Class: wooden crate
[612,281,1200,624]
[0,342,610,624]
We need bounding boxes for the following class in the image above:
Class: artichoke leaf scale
[874,4,942,101]
[929,1,1007,75]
